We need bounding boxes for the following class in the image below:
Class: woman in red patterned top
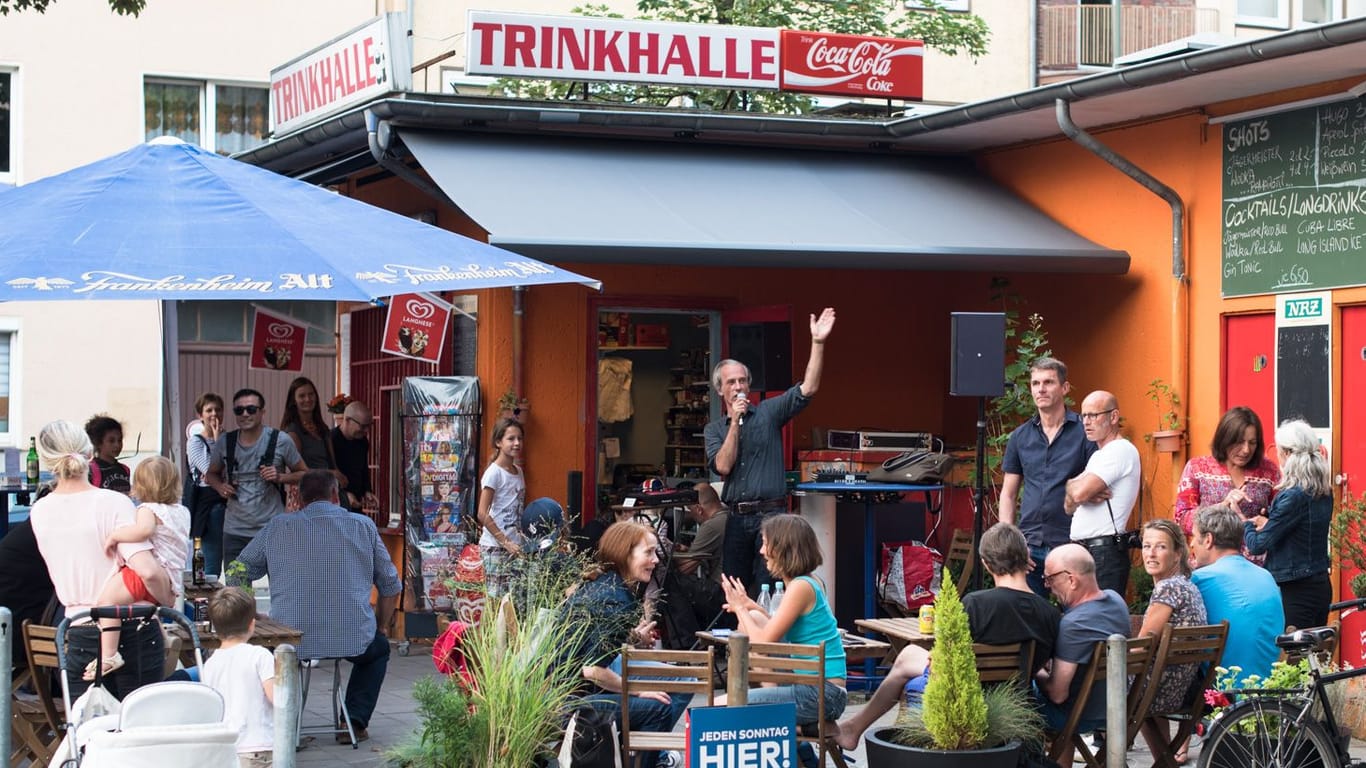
[1175,407,1280,542]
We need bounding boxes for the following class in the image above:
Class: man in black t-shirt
[0,519,56,669]
[331,401,377,513]
[835,522,1061,750]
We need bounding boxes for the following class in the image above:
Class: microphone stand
[972,395,987,592]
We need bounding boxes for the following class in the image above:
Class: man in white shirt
[1064,390,1140,596]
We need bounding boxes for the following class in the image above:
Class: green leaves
[0,0,144,15]
[921,567,989,750]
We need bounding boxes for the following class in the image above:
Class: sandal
[82,652,125,681]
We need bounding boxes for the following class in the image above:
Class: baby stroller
[54,605,239,767]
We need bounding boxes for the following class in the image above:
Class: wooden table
[854,617,935,658]
[183,579,223,604]
[169,615,302,667]
[695,629,891,663]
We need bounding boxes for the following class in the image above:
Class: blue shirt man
[239,469,401,740]
[999,357,1095,595]
[1190,504,1283,684]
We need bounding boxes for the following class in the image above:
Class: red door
[1339,306,1366,666]
[1223,313,1277,440]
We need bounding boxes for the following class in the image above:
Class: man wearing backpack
[205,388,309,570]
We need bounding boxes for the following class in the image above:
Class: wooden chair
[973,640,1035,691]
[619,646,715,767]
[12,621,65,768]
[946,529,975,596]
[1047,633,1159,768]
[1142,622,1229,768]
[746,641,850,768]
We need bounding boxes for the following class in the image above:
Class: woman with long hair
[719,514,847,728]
[28,420,172,699]
[477,417,525,600]
[1245,419,1334,630]
[280,376,340,509]
[1137,519,1207,764]
[1175,406,1280,538]
[561,521,690,766]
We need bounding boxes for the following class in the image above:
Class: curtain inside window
[214,85,269,156]
[144,81,201,145]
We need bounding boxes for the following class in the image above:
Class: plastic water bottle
[771,581,785,614]
[758,583,772,614]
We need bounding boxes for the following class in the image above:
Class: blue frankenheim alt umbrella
[0,137,601,301]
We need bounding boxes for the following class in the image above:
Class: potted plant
[1145,378,1184,453]
[864,568,1044,768]
[496,389,528,421]
[1331,491,1366,598]
[326,393,352,427]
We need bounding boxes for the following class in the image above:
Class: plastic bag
[877,541,943,614]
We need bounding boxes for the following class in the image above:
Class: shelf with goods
[665,348,710,478]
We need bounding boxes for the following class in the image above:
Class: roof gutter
[1055,98,1190,471]
[888,15,1366,137]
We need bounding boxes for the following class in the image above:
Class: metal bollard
[1,607,12,763]
[727,632,750,706]
[1106,634,1126,768]
[274,643,300,768]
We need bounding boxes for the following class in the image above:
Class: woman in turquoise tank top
[720,514,848,725]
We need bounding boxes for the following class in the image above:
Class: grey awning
[401,130,1128,273]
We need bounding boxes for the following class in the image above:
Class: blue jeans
[722,511,776,597]
[200,499,225,577]
[65,619,166,700]
[746,680,847,724]
[1026,545,1053,598]
[338,628,391,727]
[221,532,254,581]
[579,655,691,765]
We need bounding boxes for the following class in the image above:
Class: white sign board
[467,10,781,90]
[270,14,411,135]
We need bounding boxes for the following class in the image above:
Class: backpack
[868,450,956,485]
[226,427,285,503]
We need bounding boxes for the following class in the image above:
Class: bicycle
[1199,596,1366,768]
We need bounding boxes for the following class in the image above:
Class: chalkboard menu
[1221,96,1366,297]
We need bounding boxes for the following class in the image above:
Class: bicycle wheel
[1199,697,1339,768]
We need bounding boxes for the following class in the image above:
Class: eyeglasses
[346,416,373,430]
[1080,409,1117,422]
[1042,570,1071,587]
[232,405,261,416]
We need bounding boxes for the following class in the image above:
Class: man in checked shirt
[238,469,402,744]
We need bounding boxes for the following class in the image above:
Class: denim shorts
[745,681,847,724]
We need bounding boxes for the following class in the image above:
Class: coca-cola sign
[779,30,923,100]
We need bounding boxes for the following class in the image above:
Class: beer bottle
[193,537,206,585]
[26,436,39,485]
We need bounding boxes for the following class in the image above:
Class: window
[177,301,336,346]
[0,320,18,443]
[1299,0,1366,24]
[1,69,14,184]
[144,78,269,156]
[1237,0,1289,28]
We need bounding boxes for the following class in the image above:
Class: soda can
[194,598,210,625]
[918,604,935,635]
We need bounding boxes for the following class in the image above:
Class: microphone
[735,393,746,427]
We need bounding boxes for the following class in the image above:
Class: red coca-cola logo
[779,30,923,101]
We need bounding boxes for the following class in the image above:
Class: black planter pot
[864,729,1023,768]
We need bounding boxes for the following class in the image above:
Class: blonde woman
[1137,519,1207,764]
[29,420,171,699]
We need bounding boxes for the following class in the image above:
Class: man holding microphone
[705,307,835,595]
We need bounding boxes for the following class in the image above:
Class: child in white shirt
[202,586,276,767]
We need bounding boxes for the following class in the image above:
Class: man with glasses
[674,482,727,582]
[1000,357,1096,596]
[1036,543,1130,766]
[1064,391,1141,596]
[205,388,308,568]
[332,400,378,514]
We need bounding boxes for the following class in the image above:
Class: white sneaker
[657,750,682,768]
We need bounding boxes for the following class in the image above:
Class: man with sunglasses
[332,400,378,514]
[205,388,308,567]
[1064,390,1141,596]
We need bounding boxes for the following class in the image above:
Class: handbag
[877,540,944,614]
[558,705,623,768]
[868,450,955,485]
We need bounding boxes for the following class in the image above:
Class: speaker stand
[971,396,987,592]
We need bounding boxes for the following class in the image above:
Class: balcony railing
[1040,4,1221,69]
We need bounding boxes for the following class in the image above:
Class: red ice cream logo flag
[382,292,452,363]
[249,308,307,372]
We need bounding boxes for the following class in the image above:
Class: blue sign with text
[687,702,798,767]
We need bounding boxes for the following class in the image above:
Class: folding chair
[298,658,357,749]
[13,620,65,768]
[1047,633,1158,768]
[946,529,975,596]
[1143,622,1229,768]
[619,646,714,768]
[747,641,849,768]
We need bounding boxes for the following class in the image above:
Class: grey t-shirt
[210,428,303,536]
[1056,590,1131,723]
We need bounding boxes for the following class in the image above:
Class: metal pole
[727,633,750,706]
[971,396,987,591]
[274,643,300,768]
[1112,0,1123,64]
[1,607,12,763]
[1106,634,1126,768]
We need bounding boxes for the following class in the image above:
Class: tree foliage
[495,0,990,114]
[921,566,989,750]
[0,0,144,15]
